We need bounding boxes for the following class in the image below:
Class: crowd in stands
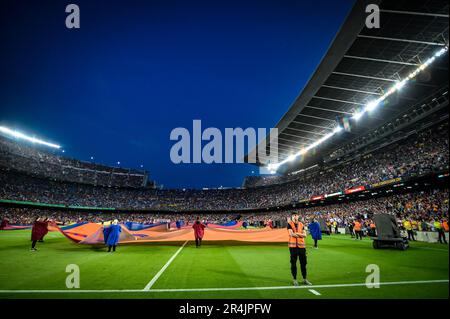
[1,123,448,211]
[1,190,448,235]
[243,123,449,189]
[0,135,149,188]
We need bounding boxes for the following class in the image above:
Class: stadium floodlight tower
[371,213,409,251]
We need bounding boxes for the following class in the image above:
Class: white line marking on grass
[308,289,321,296]
[0,279,447,294]
[143,240,188,291]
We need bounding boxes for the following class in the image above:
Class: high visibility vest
[288,221,306,248]
[370,223,376,229]
[403,221,412,230]
[354,221,361,231]
[442,221,449,232]
[434,221,442,229]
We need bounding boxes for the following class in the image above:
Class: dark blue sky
[0,0,354,189]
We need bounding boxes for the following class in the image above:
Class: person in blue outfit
[104,219,121,252]
[309,218,322,249]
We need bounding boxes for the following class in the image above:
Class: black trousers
[438,229,447,244]
[355,230,363,240]
[31,240,37,249]
[108,245,116,252]
[407,230,415,241]
[313,239,318,247]
[289,247,307,280]
[195,237,202,247]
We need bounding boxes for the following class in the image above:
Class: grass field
[0,230,448,299]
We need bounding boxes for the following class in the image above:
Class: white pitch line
[0,279,447,294]
[143,240,188,291]
[308,289,321,296]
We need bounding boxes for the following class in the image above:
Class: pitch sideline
[0,279,447,294]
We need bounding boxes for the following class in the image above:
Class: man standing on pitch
[192,217,206,248]
[288,214,312,286]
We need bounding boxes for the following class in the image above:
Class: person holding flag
[30,217,49,251]
[104,219,122,252]
[309,218,322,249]
[192,217,206,248]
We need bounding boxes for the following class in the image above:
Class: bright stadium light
[267,45,448,173]
[0,126,61,149]
[365,100,380,112]
[287,154,297,162]
[394,80,407,91]
[352,111,364,121]
[333,126,343,133]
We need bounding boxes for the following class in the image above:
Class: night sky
[0,0,354,189]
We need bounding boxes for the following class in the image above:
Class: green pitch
[0,230,448,299]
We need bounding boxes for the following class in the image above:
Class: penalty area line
[0,279,447,294]
[143,240,188,291]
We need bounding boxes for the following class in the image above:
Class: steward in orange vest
[442,220,449,232]
[438,219,448,244]
[287,214,311,286]
[353,220,363,240]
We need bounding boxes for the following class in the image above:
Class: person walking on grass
[288,214,312,286]
[192,217,206,248]
[354,219,363,240]
[104,219,121,252]
[437,219,448,244]
[30,217,49,251]
[309,218,322,249]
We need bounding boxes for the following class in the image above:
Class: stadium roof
[248,0,449,173]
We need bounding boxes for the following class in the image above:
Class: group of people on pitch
[28,214,316,286]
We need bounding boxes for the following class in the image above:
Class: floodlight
[0,126,61,149]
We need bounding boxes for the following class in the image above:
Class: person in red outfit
[192,217,206,248]
[30,217,49,251]
[0,218,8,230]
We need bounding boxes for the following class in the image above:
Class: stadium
[0,0,449,304]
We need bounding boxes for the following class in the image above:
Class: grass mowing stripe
[326,236,449,252]
[143,240,188,290]
[0,279,447,293]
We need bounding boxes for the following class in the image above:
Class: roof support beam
[305,105,353,115]
[277,142,304,149]
[280,132,317,141]
[265,143,290,151]
[380,9,449,18]
[285,126,327,136]
[332,71,396,82]
[292,120,334,130]
[278,137,307,146]
[312,95,365,105]
[268,144,295,152]
[296,113,337,122]
[321,84,382,95]
[344,55,420,66]
[357,34,446,46]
